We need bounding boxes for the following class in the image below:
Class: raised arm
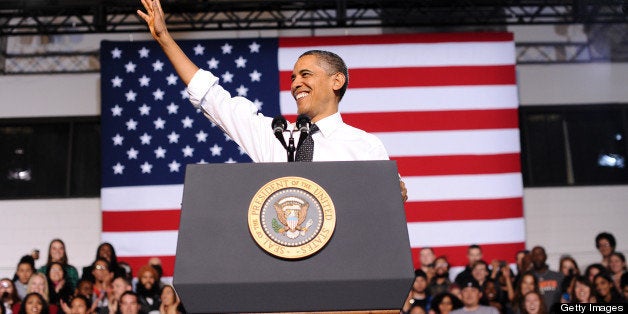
[137,0,199,85]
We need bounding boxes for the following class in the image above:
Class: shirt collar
[313,112,342,137]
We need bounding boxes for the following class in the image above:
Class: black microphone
[295,114,311,150]
[271,115,293,162]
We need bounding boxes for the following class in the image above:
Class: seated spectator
[428,256,452,297]
[118,292,141,314]
[38,239,79,291]
[1,278,20,314]
[595,232,616,268]
[13,256,35,300]
[101,277,132,314]
[401,269,431,314]
[429,292,463,314]
[571,276,596,303]
[450,278,498,314]
[46,262,73,307]
[81,244,126,283]
[158,285,184,314]
[135,265,161,314]
[593,273,625,303]
[520,291,547,314]
[608,252,626,294]
[18,293,50,314]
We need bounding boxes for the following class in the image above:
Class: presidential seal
[248,176,336,259]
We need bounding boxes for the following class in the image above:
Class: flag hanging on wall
[100,32,524,278]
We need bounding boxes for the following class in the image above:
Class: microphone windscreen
[272,115,287,133]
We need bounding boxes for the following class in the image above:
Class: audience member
[1,278,20,314]
[102,277,133,314]
[135,265,160,314]
[158,285,184,314]
[401,269,431,314]
[81,244,126,283]
[450,278,498,314]
[515,250,531,276]
[90,259,113,312]
[67,295,92,314]
[571,276,596,303]
[118,292,141,314]
[508,271,540,314]
[558,255,580,303]
[471,261,491,289]
[530,246,563,310]
[520,291,547,314]
[455,245,483,287]
[419,248,437,283]
[595,232,617,268]
[12,273,58,314]
[584,263,607,285]
[17,293,50,314]
[428,256,452,297]
[73,279,96,309]
[429,292,463,314]
[608,252,626,294]
[13,256,35,300]
[45,262,73,307]
[482,280,506,314]
[620,272,628,301]
[593,272,625,303]
[38,239,80,290]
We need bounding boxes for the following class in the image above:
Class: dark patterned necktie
[295,124,318,162]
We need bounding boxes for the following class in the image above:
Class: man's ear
[332,72,346,91]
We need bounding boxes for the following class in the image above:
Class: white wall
[1,25,627,279]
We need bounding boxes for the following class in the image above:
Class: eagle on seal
[274,197,309,239]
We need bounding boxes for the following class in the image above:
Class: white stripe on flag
[278,42,515,70]
[102,231,179,256]
[404,173,524,202]
[279,85,519,114]
[101,184,184,211]
[377,129,521,157]
[406,217,526,247]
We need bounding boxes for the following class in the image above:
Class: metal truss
[0,0,626,36]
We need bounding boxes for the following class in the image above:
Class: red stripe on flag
[116,255,176,277]
[340,109,519,132]
[279,65,515,90]
[410,242,525,269]
[404,198,523,222]
[102,210,180,232]
[394,154,522,176]
[280,32,514,47]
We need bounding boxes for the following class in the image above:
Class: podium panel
[174,161,414,313]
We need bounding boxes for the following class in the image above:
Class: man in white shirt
[137,0,408,200]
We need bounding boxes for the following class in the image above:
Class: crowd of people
[401,232,628,314]
[1,240,184,314]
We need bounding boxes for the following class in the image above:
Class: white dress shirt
[187,69,389,162]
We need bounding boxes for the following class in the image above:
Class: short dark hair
[299,50,349,101]
[596,232,616,249]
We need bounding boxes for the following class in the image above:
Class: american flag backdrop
[100,33,524,278]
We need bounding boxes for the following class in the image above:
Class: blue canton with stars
[100,38,280,188]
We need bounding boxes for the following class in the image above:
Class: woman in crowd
[558,255,580,302]
[1,278,20,314]
[608,252,627,294]
[508,271,540,314]
[38,239,79,290]
[17,293,50,314]
[159,285,184,314]
[429,292,463,314]
[571,276,596,303]
[520,291,547,314]
[12,273,57,314]
[46,263,73,307]
[81,244,125,283]
[593,273,625,303]
[67,295,92,314]
[584,263,606,285]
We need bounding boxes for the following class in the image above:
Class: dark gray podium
[173,160,414,313]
